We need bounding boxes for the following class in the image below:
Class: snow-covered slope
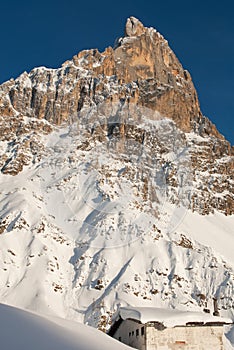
[0,117,233,331]
[0,303,132,350]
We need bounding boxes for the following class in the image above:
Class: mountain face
[0,17,233,215]
[0,17,233,332]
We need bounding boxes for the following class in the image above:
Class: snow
[226,326,234,349]
[0,303,132,350]
[0,119,233,348]
[118,306,232,327]
[178,210,234,265]
[186,132,210,143]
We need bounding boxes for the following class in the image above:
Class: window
[119,337,122,342]
[141,326,145,336]
[132,331,134,336]
[136,329,139,336]
[129,332,131,337]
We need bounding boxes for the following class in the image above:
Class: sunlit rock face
[0,16,233,216]
[0,17,220,133]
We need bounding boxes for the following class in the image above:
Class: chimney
[213,298,220,316]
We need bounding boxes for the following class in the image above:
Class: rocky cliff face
[0,17,217,134]
[0,17,233,215]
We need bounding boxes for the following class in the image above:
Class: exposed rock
[0,17,206,135]
[125,16,146,37]
[0,17,233,215]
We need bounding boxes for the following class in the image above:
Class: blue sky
[0,0,233,144]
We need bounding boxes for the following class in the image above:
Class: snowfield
[0,303,233,349]
[0,303,132,350]
[0,118,233,349]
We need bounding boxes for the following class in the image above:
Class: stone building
[108,306,231,350]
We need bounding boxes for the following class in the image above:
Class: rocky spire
[0,16,223,139]
[125,16,146,37]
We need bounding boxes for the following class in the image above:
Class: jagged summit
[0,16,222,137]
[124,16,146,37]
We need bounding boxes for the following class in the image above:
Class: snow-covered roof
[118,307,232,328]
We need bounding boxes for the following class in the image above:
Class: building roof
[117,306,232,328]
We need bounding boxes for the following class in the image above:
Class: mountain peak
[0,17,233,214]
[125,16,146,37]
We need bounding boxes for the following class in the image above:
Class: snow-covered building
[108,307,231,350]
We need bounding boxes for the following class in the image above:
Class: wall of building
[146,325,224,350]
[113,319,146,350]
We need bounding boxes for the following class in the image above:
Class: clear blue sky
[0,0,233,144]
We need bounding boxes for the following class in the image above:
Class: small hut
[108,306,232,350]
